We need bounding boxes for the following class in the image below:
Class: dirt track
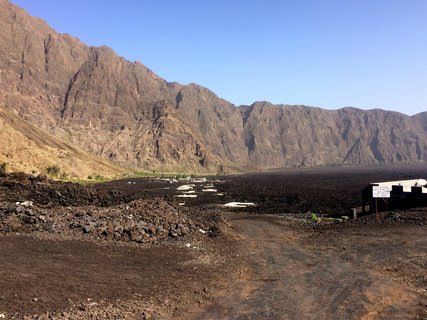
[1,213,425,319]
[192,215,426,319]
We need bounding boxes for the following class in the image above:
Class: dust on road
[191,215,426,320]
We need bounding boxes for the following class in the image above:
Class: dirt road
[192,215,426,320]
[0,214,426,319]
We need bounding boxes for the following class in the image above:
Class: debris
[16,201,33,207]
[170,229,179,237]
[202,189,217,192]
[175,194,197,198]
[175,223,189,236]
[199,229,206,234]
[223,202,255,208]
[0,173,231,246]
[207,226,221,237]
[177,185,194,191]
[185,243,191,248]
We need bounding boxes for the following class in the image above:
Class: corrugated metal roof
[370,179,427,193]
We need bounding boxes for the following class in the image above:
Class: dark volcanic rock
[0,172,136,207]
[0,173,229,243]
[1,0,427,172]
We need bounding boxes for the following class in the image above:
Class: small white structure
[362,178,427,214]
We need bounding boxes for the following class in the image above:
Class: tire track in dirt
[190,215,423,320]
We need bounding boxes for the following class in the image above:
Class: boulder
[177,223,189,236]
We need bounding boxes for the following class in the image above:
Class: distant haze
[11,0,427,115]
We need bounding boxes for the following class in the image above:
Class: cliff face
[241,103,427,168]
[1,0,426,172]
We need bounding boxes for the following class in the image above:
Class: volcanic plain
[0,165,426,319]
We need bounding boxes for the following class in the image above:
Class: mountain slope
[0,0,426,172]
[0,106,128,179]
[241,103,427,168]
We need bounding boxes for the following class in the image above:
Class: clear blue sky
[12,0,427,115]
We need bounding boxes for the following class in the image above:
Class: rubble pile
[0,173,230,244]
[0,199,227,243]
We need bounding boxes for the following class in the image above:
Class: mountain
[241,103,427,167]
[1,0,427,173]
[0,105,128,179]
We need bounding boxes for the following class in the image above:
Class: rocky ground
[0,172,237,319]
[0,172,229,245]
[0,166,426,319]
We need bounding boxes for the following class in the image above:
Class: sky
[12,0,427,115]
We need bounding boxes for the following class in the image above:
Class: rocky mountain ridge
[1,0,427,173]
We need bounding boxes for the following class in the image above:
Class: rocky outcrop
[1,0,426,172]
